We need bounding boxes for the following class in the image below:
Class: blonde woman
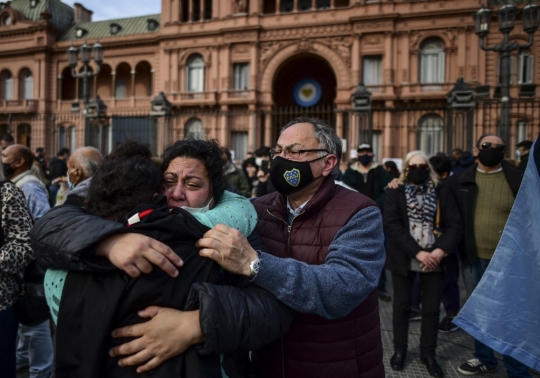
[383,150,462,377]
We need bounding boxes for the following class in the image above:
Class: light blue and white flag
[453,136,540,371]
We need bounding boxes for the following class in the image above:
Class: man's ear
[13,157,25,169]
[322,155,338,177]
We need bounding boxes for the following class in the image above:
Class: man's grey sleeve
[253,206,385,319]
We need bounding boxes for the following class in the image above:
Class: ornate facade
[0,0,539,161]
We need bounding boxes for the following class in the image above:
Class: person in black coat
[32,140,293,378]
[384,150,463,378]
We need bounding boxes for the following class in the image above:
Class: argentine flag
[453,135,540,371]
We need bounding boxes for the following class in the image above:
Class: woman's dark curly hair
[161,139,227,204]
[85,156,163,220]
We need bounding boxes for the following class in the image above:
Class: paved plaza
[17,270,540,378]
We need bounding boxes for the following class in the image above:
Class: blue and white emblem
[284,169,301,187]
[293,79,322,107]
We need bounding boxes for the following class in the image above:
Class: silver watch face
[250,257,261,276]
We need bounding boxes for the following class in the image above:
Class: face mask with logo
[66,169,77,190]
[478,148,505,167]
[270,155,326,195]
[180,198,213,214]
[357,155,374,166]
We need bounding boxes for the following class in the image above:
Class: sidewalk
[380,270,540,378]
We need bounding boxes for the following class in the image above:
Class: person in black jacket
[48,148,70,206]
[449,135,529,377]
[515,140,532,172]
[31,139,292,377]
[384,150,462,378]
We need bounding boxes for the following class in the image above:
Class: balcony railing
[221,89,256,104]
[0,99,38,113]
[169,91,217,105]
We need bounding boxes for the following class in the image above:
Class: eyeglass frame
[479,142,506,152]
[269,147,330,160]
[406,163,430,171]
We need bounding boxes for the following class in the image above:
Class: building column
[276,0,281,13]
[223,45,231,91]
[131,70,136,98]
[220,105,228,146]
[201,0,205,20]
[170,0,178,23]
[264,111,272,146]
[150,69,155,95]
[311,0,316,10]
[293,0,298,11]
[172,50,179,92]
[212,0,219,18]
[188,0,193,22]
[330,0,335,9]
[383,100,393,158]
[250,42,258,90]
[111,71,116,107]
[250,0,260,14]
[384,32,393,86]
[351,33,361,84]
[57,76,62,101]
[249,106,257,153]
[335,111,343,139]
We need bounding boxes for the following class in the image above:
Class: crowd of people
[0,123,536,378]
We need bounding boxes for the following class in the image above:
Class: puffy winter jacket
[30,204,293,377]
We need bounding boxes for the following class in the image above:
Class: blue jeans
[16,321,53,378]
[0,307,19,378]
[462,258,531,378]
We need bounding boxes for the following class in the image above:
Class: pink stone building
[1,0,539,161]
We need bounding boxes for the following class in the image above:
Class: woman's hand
[430,248,445,263]
[386,178,400,190]
[109,307,204,373]
[415,251,439,271]
[95,233,183,278]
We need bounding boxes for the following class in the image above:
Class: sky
[64,1,161,21]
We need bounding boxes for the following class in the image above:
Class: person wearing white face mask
[63,147,104,206]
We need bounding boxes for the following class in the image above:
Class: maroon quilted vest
[251,177,384,378]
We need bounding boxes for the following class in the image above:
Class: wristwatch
[249,255,261,279]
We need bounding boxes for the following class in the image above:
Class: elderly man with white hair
[64,147,104,206]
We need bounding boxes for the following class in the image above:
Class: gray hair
[73,147,104,178]
[281,116,342,178]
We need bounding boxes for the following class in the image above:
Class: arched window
[186,55,205,93]
[185,118,204,139]
[3,71,13,100]
[22,70,33,99]
[418,114,444,156]
[419,38,445,84]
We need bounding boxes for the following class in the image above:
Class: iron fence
[1,98,539,160]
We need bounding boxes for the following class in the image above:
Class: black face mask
[478,148,505,167]
[270,155,326,195]
[2,161,16,178]
[357,155,373,166]
[407,169,430,185]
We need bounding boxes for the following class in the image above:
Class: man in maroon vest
[88,117,385,377]
[197,116,386,377]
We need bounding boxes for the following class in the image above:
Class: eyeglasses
[479,142,506,152]
[269,147,329,160]
[407,164,429,171]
